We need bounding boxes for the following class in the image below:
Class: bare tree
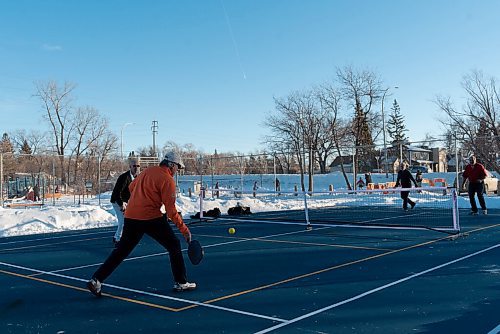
[436,70,500,173]
[335,66,383,180]
[70,106,110,183]
[34,81,76,184]
[265,91,313,191]
[316,84,354,188]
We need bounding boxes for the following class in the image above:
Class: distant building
[329,156,353,173]
[381,144,447,172]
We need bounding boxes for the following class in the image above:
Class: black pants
[468,182,486,213]
[93,216,188,284]
[400,189,415,210]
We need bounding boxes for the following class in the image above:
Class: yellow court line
[247,238,393,251]
[0,269,178,312]
[176,223,500,311]
[196,233,392,251]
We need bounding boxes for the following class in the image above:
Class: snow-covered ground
[1,173,498,238]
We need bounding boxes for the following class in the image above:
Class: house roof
[329,156,352,167]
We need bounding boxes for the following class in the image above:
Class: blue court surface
[0,208,499,333]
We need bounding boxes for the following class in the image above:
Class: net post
[199,186,204,220]
[451,189,460,232]
[302,190,311,229]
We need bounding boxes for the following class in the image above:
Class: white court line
[488,324,500,334]
[254,243,500,334]
[47,226,331,273]
[219,216,456,232]
[0,230,113,246]
[0,260,287,323]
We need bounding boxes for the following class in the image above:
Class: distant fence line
[0,138,482,206]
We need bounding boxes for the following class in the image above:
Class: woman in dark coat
[395,162,418,211]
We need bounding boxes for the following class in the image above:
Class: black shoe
[410,202,416,209]
[87,278,102,297]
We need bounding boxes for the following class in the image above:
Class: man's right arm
[162,179,191,242]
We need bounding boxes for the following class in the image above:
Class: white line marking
[0,236,110,252]
[0,260,287,322]
[488,324,500,334]
[219,217,457,232]
[47,226,330,273]
[254,243,500,334]
[0,230,113,246]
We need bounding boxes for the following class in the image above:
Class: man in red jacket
[87,151,196,296]
[462,155,488,215]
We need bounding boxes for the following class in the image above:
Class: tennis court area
[0,205,499,333]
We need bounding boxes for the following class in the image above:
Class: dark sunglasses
[132,165,140,168]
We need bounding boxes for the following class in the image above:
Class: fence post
[0,153,3,207]
[302,191,311,230]
[52,160,56,206]
[97,155,101,206]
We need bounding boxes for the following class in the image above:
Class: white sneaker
[173,282,197,291]
[87,278,102,297]
[482,209,488,215]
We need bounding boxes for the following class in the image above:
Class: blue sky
[1,0,499,155]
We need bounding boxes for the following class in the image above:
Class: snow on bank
[1,187,499,239]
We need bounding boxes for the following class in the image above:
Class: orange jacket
[124,165,189,236]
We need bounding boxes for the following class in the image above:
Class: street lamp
[381,86,398,178]
[121,122,134,159]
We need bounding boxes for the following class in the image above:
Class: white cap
[163,151,185,169]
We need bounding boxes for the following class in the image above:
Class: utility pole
[151,120,158,157]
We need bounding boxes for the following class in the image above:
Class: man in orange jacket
[87,151,196,296]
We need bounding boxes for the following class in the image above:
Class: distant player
[356,177,365,189]
[110,157,140,245]
[462,155,488,215]
[395,162,418,211]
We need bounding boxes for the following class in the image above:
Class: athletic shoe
[87,278,102,297]
[482,209,488,215]
[469,211,478,216]
[410,202,416,209]
[173,282,197,292]
[403,208,408,211]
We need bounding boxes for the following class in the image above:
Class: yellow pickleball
[228,227,236,235]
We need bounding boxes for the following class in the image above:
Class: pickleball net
[197,186,460,233]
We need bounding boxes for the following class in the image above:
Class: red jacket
[463,163,487,183]
[125,166,189,236]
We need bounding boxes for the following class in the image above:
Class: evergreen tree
[387,99,408,144]
[20,139,32,155]
[353,101,374,172]
[0,133,14,153]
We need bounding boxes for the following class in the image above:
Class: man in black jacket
[110,157,140,244]
[395,162,418,211]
